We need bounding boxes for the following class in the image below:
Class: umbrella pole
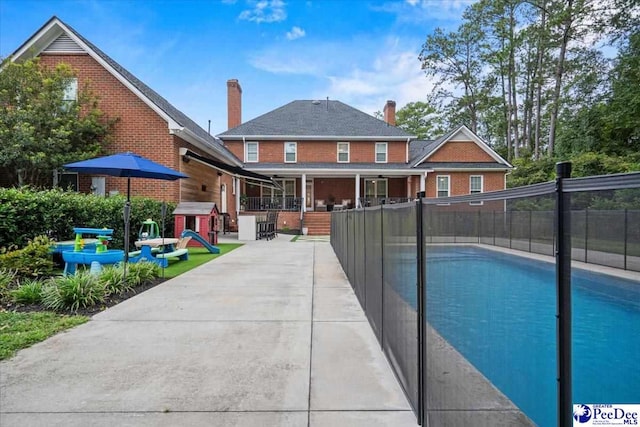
[161,201,167,279]
[123,177,131,283]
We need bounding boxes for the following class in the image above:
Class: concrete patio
[0,235,417,426]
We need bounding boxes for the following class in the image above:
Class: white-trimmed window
[375,142,388,163]
[63,78,78,102]
[470,175,483,205]
[437,175,450,198]
[337,142,350,163]
[245,141,258,162]
[284,141,297,163]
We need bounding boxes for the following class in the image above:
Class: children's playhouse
[173,202,220,246]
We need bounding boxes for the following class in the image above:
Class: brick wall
[222,139,407,163]
[39,53,181,199]
[428,141,495,163]
[426,171,505,197]
[38,53,236,205]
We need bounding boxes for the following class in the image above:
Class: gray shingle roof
[218,100,413,138]
[35,17,239,163]
[409,139,438,162]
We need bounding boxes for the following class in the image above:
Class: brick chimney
[227,79,242,129]
[383,100,396,126]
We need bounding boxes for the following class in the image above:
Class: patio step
[304,212,331,235]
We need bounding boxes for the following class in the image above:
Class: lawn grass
[161,243,243,278]
[0,311,88,360]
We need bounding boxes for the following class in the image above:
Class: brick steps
[304,212,331,236]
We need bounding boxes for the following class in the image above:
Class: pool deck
[0,235,417,427]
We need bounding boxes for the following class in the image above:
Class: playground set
[54,219,219,275]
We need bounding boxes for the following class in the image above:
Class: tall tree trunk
[534,1,547,159]
[548,0,573,157]
[509,6,520,159]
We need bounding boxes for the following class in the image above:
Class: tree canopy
[0,58,115,187]
[412,0,639,184]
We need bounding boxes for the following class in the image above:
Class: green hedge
[0,188,176,250]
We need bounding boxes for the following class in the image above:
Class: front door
[364,178,388,205]
[306,179,314,211]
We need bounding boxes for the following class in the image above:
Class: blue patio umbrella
[64,152,188,266]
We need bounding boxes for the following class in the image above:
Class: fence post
[529,210,532,253]
[416,197,425,425]
[380,205,385,350]
[585,209,589,263]
[555,161,572,427]
[493,211,496,246]
[624,209,628,270]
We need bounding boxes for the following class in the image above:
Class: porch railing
[243,196,303,212]
[358,197,411,207]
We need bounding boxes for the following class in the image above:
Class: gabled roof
[409,124,512,168]
[11,16,241,166]
[217,100,415,140]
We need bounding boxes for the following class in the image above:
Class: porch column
[420,172,426,194]
[301,173,306,213]
[355,174,361,208]
[235,177,241,213]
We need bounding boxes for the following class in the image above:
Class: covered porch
[240,171,427,213]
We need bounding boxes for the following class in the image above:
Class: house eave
[218,135,415,141]
[12,18,183,132]
[172,128,243,167]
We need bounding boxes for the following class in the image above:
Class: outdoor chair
[315,199,327,211]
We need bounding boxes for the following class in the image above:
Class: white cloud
[375,0,474,25]
[286,26,305,40]
[249,36,441,116]
[239,0,287,23]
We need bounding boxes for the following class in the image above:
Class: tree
[395,101,443,139]
[0,57,115,187]
[419,22,489,133]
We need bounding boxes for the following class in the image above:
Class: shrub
[98,265,133,296]
[11,278,44,304]
[126,261,160,287]
[42,272,106,312]
[0,268,17,303]
[0,235,55,278]
[0,187,176,250]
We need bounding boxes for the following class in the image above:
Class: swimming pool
[424,245,640,427]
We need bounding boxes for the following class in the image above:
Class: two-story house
[217,80,512,234]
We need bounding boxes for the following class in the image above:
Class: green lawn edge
[0,243,242,360]
[0,311,88,360]
[159,243,243,278]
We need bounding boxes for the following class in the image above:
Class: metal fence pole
[585,209,589,263]
[416,198,425,425]
[380,205,385,350]
[624,208,628,270]
[529,210,532,253]
[555,161,572,427]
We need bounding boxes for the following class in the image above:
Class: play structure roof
[173,202,218,216]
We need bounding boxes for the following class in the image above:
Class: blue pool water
[424,246,640,427]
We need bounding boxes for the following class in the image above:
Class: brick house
[217,80,512,234]
[6,16,272,229]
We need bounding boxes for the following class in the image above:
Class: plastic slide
[180,229,220,254]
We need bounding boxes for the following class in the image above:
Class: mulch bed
[1,277,167,317]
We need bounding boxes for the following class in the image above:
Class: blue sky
[0,0,470,134]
